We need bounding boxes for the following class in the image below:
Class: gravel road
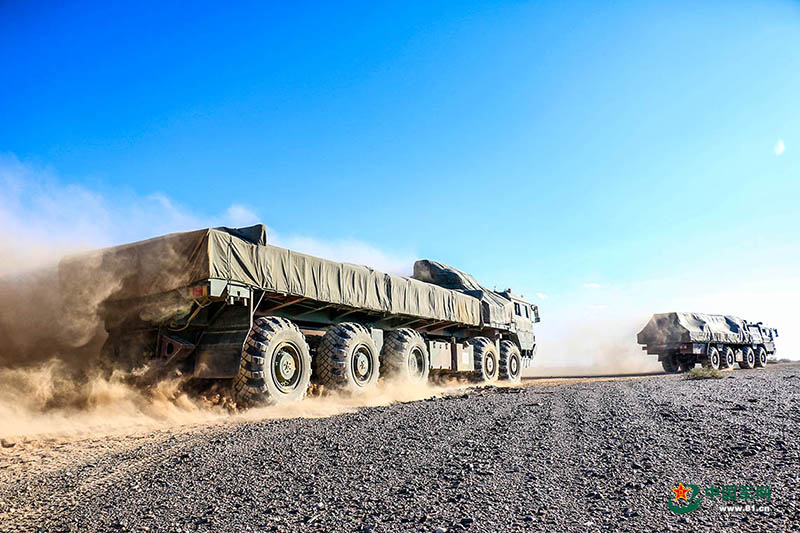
[1,364,798,532]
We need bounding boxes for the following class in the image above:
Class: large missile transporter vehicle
[60,225,540,405]
[637,312,778,373]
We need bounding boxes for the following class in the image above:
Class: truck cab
[498,289,539,358]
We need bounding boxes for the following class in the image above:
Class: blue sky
[1,1,798,363]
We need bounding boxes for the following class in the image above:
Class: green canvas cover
[59,225,481,326]
[412,259,512,327]
[637,312,751,345]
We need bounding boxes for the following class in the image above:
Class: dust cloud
[0,157,468,442]
[0,233,462,441]
[0,234,460,441]
[525,306,663,377]
[0,355,466,440]
[0,261,467,440]
[0,227,211,440]
[0,247,466,441]
[0,259,197,440]
[239,377,469,425]
[0,361,228,439]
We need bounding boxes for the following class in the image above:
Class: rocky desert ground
[1,364,798,533]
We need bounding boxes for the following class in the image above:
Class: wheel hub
[510,357,518,375]
[408,354,419,374]
[278,351,297,380]
[407,347,425,379]
[272,342,302,392]
[486,356,495,374]
[355,353,368,376]
[352,345,373,385]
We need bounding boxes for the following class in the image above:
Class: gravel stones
[1,364,798,532]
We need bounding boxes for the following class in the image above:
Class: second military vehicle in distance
[637,312,778,373]
[59,225,540,405]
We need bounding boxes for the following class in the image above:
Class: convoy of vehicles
[59,225,783,403]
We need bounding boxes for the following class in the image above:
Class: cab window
[524,306,529,319]
[514,302,521,316]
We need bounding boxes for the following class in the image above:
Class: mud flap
[193,329,250,378]
[522,343,537,368]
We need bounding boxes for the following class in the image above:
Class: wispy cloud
[582,282,603,289]
[270,234,414,275]
[0,154,415,275]
[775,139,785,156]
[536,292,548,300]
[224,204,260,227]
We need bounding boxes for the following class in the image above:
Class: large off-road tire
[679,361,696,372]
[316,322,380,393]
[702,347,721,370]
[661,356,679,373]
[739,347,756,369]
[499,340,522,383]
[470,337,499,383]
[232,317,311,406]
[380,329,430,384]
[755,346,767,368]
[721,346,735,369]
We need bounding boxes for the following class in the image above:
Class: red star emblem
[672,482,691,501]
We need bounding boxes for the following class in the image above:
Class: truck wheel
[679,361,695,372]
[722,346,735,369]
[755,347,767,368]
[739,347,755,369]
[702,347,721,370]
[661,355,679,373]
[232,317,312,406]
[499,340,522,383]
[316,322,380,393]
[381,329,430,383]
[470,337,499,383]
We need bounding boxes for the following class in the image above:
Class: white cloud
[223,204,260,227]
[536,292,548,300]
[0,154,414,275]
[0,155,220,256]
[270,234,414,276]
[775,139,785,156]
[582,282,603,289]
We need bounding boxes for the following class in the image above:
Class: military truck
[59,225,540,405]
[637,312,778,373]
